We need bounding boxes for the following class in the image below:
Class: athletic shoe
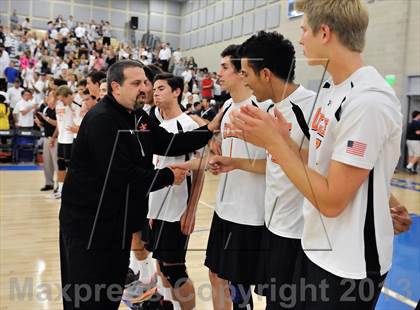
[50,191,61,199]
[40,185,54,191]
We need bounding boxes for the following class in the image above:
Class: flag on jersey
[346,140,367,157]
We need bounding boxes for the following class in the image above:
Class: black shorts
[254,226,301,304]
[204,212,264,285]
[144,219,188,264]
[57,143,73,160]
[291,250,387,310]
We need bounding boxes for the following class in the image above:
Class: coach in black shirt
[35,98,57,191]
[59,60,220,310]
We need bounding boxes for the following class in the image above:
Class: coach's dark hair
[107,60,144,94]
[88,70,106,86]
[221,44,241,72]
[143,64,163,84]
[154,73,184,104]
[238,31,296,82]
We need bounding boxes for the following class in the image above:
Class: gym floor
[0,166,418,309]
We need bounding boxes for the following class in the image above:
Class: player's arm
[208,156,266,175]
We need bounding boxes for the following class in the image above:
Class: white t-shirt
[148,113,199,222]
[55,101,75,144]
[33,80,46,104]
[7,87,23,108]
[159,47,171,61]
[302,66,402,279]
[265,86,316,238]
[215,97,271,226]
[71,101,83,138]
[13,99,35,127]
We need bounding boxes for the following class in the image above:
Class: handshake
[167,164,190,185]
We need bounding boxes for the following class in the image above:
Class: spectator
[0,94,10,131]
[22,18,31,34]
[406,110,420,174]
[6,79,23,109]
[201,72,213,99]
[158,42,171,72]
[0,47,10,91]
[13,89,36,129]
[4,60,19,87]
[10,10,18,32]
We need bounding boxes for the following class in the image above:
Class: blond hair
[55,85,73,97]
[296,0,369,52]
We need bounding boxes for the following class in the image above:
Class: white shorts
[407,140,420,157]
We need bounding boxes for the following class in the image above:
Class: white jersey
[148,113,199,222]
[265,86,316,238]
[56,101,75,144]
[71,101,83,138]
[215,97,271,226]
[302,66,402,279]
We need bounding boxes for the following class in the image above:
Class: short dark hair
[238,31,296,82]
[153,73,184,104]
[143,64,163,84]
[54,79,67,87]
[88,70,107,86]
[412,110,420,119]
[83,89,96,100]
[22,89,32,96]
[221,44,241,72]
[0,94,6,102]
[107,60,144,94]
[77,79,87,87]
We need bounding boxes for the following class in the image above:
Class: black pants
[59,230,130,309]
[292,250,387,310]
[103,37,111,46]
[160,59,169,72]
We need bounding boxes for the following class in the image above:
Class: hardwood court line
[381,287,418,308]
[198,200,215,209]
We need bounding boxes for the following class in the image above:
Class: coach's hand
[169,167,187,185]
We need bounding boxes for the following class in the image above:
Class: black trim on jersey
[290,100,310,140]
[364,169,381,277]
[334,97,347,122]
[176,120,192,204]
[221,103,232,120]
[251,100,259,108]
[351,81,354,88]
[72,100,82,107]
[267,104,274,113]
[323,82,331,89]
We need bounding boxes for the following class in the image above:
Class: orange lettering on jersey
[311,107,322,130]
[311,106,330,149]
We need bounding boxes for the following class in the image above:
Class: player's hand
[66,125,79,134]
[228,106,289,148]
[168,167,187,185]
[391,206,412,235]
[180,210,195,235]
[208,155,235,175]
[49,137,56,148]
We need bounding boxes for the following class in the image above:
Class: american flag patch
[346,140,367,157]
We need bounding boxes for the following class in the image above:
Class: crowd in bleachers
[0,12,226,195]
